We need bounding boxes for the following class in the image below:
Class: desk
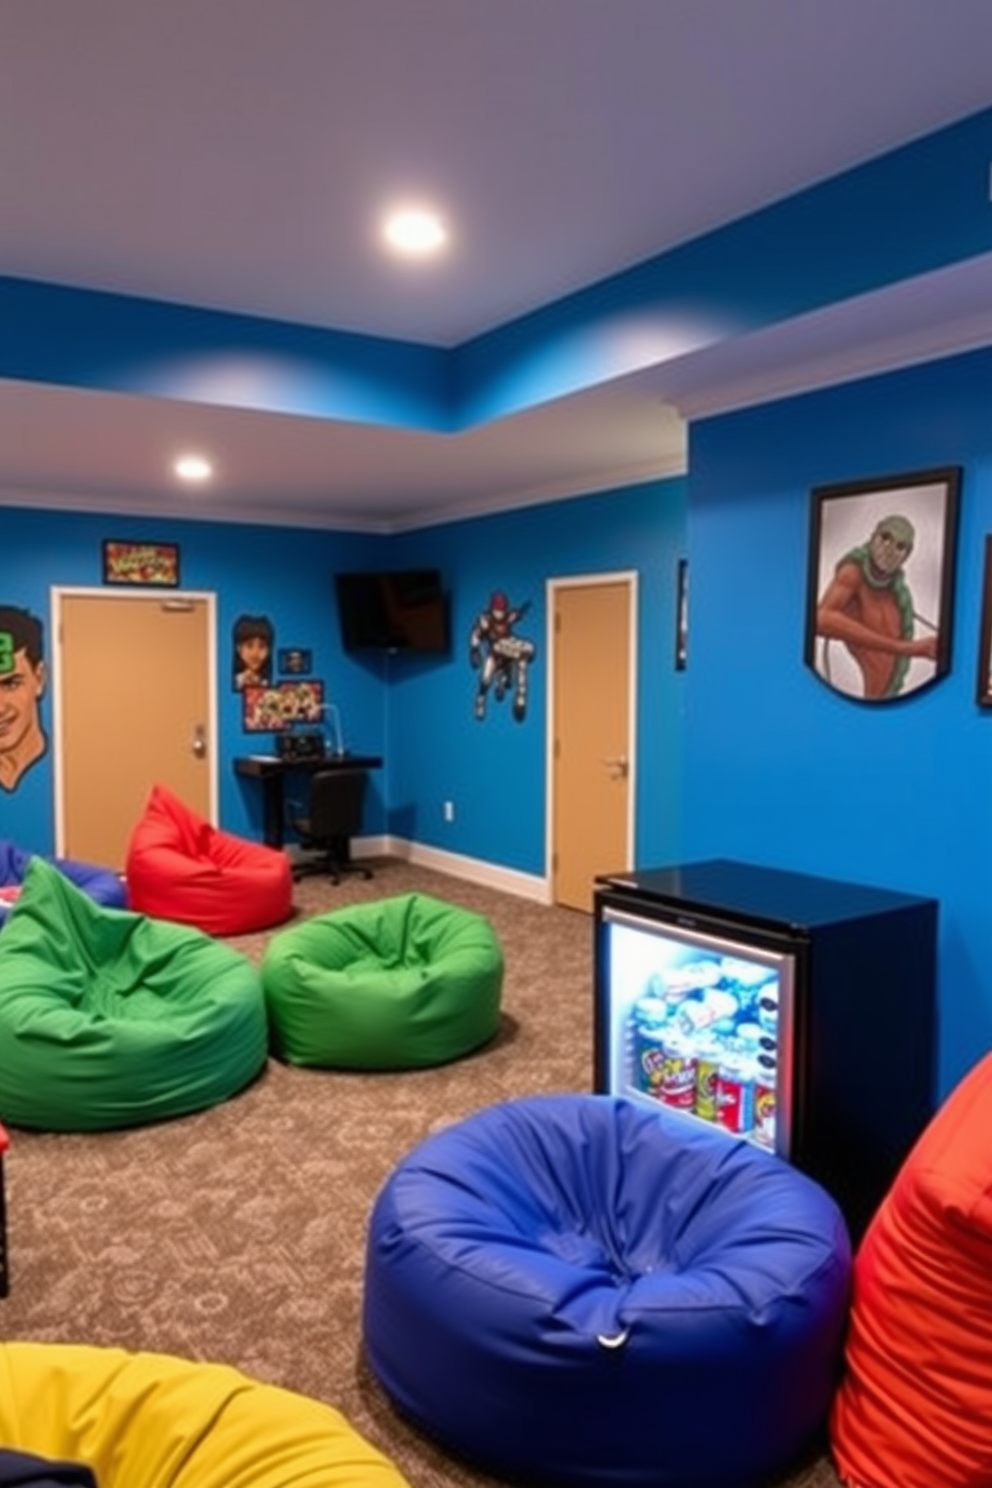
[234,753,383,849]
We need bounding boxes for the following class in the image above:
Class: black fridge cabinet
[593,858,938,1241]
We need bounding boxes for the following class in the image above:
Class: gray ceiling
[3,0,992,530]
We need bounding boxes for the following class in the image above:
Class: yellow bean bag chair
[0,1342,411,1488]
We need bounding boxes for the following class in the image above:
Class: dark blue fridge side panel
[802,898,938,1241]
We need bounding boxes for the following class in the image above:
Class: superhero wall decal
[469,590,537,721]
[0,605,48,793]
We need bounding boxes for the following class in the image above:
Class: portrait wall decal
[232,613,275,691]
[0,604,48,792]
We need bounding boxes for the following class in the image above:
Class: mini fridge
[593,859,938,1240]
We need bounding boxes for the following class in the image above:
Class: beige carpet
[0,858,843,1488]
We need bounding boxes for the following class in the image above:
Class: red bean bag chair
[830,1047,992,1488]
[125,783,292,936]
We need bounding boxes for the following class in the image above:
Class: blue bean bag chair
[364,1094,852,1488]
[0,839,125,920]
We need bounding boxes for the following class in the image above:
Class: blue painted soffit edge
[2,105,990,432]
[0,279,454,431]
[452,106,992,422]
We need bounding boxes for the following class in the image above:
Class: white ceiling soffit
[2,0,992,529]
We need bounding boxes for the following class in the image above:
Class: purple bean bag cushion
[0,839,126,918]
[364,1093,852,1488]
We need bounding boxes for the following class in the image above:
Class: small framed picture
[976,536,992,707]
[103,539,180,587]
[242,679,325,733]
[278,647,312,676]
[674,558,688,671]
[804,466,961,703]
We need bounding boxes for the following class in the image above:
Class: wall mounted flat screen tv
[335,568,450,654]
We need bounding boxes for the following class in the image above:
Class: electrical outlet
[443,800,455,822]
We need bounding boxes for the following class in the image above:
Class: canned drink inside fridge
[753,1074,777,1150]
[665,960,723,998]
[659,1029,697,1109]
[734,1022,765,1050]
[756,1049,778,1078]
[757,985,780,1032]
[694,1034,722,1121]
[676,987,739,1036]
[630,996,670,1098]
[716,1047,756,1135]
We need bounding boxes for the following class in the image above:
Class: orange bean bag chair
[830,1047,992,1488]
[125,783,292,936]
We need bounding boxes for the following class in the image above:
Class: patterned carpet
[0,858,843,1488]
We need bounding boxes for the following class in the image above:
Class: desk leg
[262,775,285,849]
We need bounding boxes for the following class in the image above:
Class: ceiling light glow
[383,207,448,256]
[174,454,213,483]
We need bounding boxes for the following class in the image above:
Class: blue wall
[388,478,687,873]
[4,344,990,1104]
[683,345,992,1099]
[0,474,686,877]
[0,507,388,844]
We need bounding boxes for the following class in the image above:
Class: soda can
[734,1021,765,1051]
[659,1029,697,1110]
[694,1034,722,1121]
[753,1074,777,1150]
[676,987,739,1037]
[716,1048,756,1135]
[665,959,723,998]
[757,985,779,1033]
[630,996,670,1099]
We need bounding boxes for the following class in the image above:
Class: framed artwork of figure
[976,535,992,708]
[804,466,961,703]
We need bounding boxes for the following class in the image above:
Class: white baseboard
[354,834,552,905]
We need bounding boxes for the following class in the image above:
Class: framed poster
[242,679,325,733]
[102,540,180,587]
[977,536,992,707]
[804,466,961,703]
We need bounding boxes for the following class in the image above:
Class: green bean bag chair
[262,892,503,1069]
[0,858,268,1131]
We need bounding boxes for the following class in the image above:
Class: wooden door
[551,577,635,912]
[55,590,215,869]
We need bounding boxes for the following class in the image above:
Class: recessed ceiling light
[174,454,213,483]
[382,207,448,257]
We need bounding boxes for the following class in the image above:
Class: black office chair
[288,768,373,884]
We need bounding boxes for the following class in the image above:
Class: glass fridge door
[599,904,796,1158]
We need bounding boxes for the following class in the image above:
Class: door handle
[191,724,207,759]
[603,755,628,779]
